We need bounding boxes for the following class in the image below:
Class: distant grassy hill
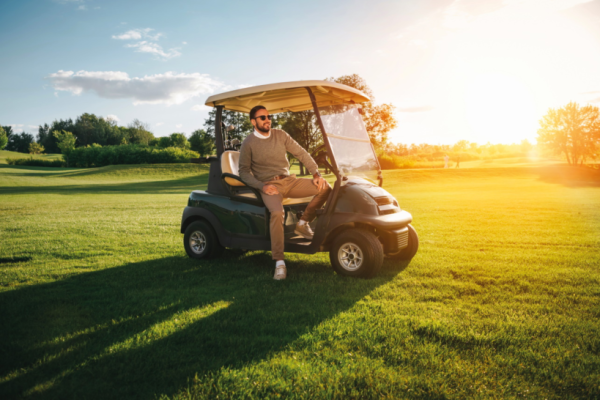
[0,150,62,164]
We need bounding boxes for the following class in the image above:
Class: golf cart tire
[330,229,383,278]
[184,220,224,259]
[387,224,419,260]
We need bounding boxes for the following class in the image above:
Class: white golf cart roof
[204,80,370,114]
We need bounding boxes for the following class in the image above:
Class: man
[238,105,331,280]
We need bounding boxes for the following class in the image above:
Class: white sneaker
[294,222,314,240]
[274,264,287,280]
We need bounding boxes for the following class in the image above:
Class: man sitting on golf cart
[238,105,331,280]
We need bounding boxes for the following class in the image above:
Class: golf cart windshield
[318,104,380,184]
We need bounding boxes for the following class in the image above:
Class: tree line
[0,115,215,157]
[2,74,597,168]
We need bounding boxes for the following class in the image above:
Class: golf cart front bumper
[326,210,413,253]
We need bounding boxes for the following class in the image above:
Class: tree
[169,133,190,149]
[0,126,7,150]
[53,130,76,166]
[537,102,600,165]
[6,132,34,153]
[328,74,397,150]
[279,110,322,175]
[189,129,215,156]
[453,140,469,152]
[127,119,155,145]
[157,137,172,148]
[29,142,44,154]
[204,109,253,142]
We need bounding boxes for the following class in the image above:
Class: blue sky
[1,0,600,145]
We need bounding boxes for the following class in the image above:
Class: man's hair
[249,105,267,120]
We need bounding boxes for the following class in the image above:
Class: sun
[464,72,538,144]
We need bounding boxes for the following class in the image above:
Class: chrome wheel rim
[338,242,363,271]
[190,231,207,254]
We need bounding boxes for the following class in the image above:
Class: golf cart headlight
[375,196,400,215]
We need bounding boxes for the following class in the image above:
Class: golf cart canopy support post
[215,105,225,157]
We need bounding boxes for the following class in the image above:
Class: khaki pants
[260,175,332,260]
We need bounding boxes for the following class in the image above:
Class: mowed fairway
[0,162,599,399]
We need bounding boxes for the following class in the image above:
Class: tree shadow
[536,165,600,188]
[0,175,208,195]
[0,253,409,399]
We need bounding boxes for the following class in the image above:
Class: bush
[67,144,199,167]
[378,154,416,169]
[7,157,66,167]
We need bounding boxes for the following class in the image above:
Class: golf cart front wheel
[184,220,224,259]
[330,229,383,278]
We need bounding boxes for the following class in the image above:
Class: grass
[0,161,599,399]
[0,150,62,165]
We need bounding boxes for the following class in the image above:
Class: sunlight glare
[465,73,537,144]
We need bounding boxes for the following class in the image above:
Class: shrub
[6,157,66,167]
[67,144,199,167]
[29,142,45,154]
[378,154,416,169]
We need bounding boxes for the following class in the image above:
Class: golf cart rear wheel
[330,229,383,278]
[386,224,419,260]
[184,220,224,259]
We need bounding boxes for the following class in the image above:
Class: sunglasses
[253,115,273,121]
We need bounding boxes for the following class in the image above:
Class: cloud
[112,28,177,59]
[191,104,211,112]
[9,124,24,133]
[46,70,223,106]
[175,124,182,128]
[112,28,162,41]
[78,4,86,10]
[28,125,39,129]
[105,114,120,122]
[155,122,164,126]
[126,41,181,60]
[397,105,435,113]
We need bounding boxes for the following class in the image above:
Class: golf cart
[181,81,418,278]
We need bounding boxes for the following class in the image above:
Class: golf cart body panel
[182,80,418,275]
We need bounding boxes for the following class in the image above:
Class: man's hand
[312,176,329,191]
[262,184,279,195]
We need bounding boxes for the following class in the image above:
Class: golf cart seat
[221,150,315,205]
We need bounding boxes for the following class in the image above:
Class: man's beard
[256,123,270,134]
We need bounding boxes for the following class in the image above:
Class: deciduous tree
[53,130,76,166]
[189,129,215,157]
[169,133,190,149]
[6,132,34,153]
[537,102,600,165]
[204,109,252,142]
[29,142,44,154]
[328,74,397,150]
[0,126,7,150]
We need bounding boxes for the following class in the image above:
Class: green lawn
[0,150,62,165]
[0,162,599,399]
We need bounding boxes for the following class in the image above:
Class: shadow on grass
[0,252,409,399]
[0,175,209,195]
[536,165,600,188]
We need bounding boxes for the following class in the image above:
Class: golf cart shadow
[0,253,409,399]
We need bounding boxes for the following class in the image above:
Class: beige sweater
[238,129,319,190]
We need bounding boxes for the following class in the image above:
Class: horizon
[1,0,600,145]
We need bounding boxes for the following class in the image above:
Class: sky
[1,0,600,145]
